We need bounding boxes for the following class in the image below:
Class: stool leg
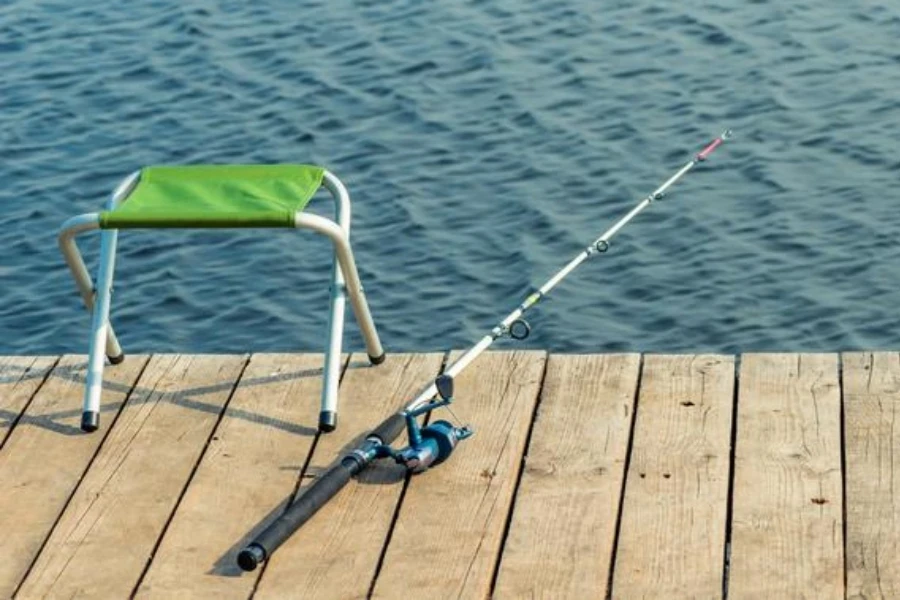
[82,229,119,432]
[318,172,385,364]
[319,258,347,433]
[295,210,387,432]
[325,231,384,365]
[59,218,125,363]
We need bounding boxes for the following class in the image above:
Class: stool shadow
[0,358,57,385]
[3,356,403,579]
[0,357,374,438]
[0,358,60,446]
[211,407,409,577]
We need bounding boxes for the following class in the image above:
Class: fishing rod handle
[237,460,355,571]
[370,412,407,444]
[236,412,407,572]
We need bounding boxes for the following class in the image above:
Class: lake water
[2,0,899,356]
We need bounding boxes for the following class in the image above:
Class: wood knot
[680,400,695,407]
[811,497,828,505]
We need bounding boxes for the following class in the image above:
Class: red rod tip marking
[696,130,731,161]
[697,138,723,160]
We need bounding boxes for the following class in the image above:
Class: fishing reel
[376,374,473,473]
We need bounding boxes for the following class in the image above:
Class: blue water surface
[2,0,899,355]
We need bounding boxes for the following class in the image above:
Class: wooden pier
[0,351,897,598]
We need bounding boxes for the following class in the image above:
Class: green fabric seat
[99,164,325,229]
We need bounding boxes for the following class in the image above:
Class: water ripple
[1,0,899,355]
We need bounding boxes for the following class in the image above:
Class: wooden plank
[493,353,641,599]
[254,352,445,600]
[17,354,247,599]
[844,351,900,599]
[371,350,547,599]
[0,354,148,598]
[728,353,843,599]
[0,355,58,447]
[134,353,337,599]
[612,354,735,598]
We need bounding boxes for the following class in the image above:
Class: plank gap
[838,353,848,598]
[611,355,735,597]
[487,353,550,597]
[248,353,352,598]
[253,353,446,599]
[130,354,252,597]
[365,349,450,598]
[286,353,352,502]
[841,351,899,597]
[728,353,844,598]
[369,351,546,598]
[722,355,740,599]
[11,354,152,598]
[364,460,413,598]
[16,354,249,598]
[604,353,645,600]
[0,356,60,452]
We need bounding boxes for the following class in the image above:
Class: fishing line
[237,130,732,572]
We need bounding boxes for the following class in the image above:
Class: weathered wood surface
[493,353,640,599]
[613,354,735,598]
[371,350,546,599]
[0,355,149,598]
[136,353,335,599]
[254,353,444,600]
[843,351,900,600]
[17,354,248,599]
[0,351,895,599]
[0,356,57,446]
[728,353,844,600]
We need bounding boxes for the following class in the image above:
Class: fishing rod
[237,129,732,572]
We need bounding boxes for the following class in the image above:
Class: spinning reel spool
[375,374,473,473]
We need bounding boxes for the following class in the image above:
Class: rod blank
[404,130,732,414]
[235,129,732,571]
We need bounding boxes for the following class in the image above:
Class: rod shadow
[210,413,410,577]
